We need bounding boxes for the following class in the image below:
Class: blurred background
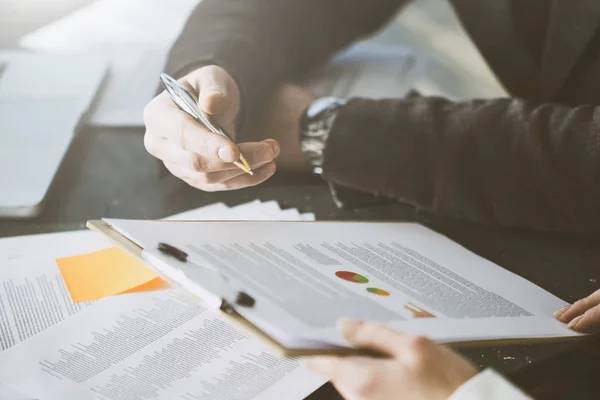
[0,0,505,220]
[1,0,91,46]
[0,0,505,97]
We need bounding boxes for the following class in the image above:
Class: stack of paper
[168,200,315,222]
[0,201,323,400]
[51,201,314,303]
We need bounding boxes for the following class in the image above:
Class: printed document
[0,231,112,400]
[0,231,108,351]
[0,289,324,400]
[98,220,579,348]
[0,202,323,400]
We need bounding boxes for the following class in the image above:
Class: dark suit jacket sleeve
[164,0,403,137]
[322,94,600,233]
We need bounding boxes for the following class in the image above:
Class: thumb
[340,319,404,356]
[197,67,233,116]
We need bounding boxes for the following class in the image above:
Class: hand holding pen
[143,65,280,191]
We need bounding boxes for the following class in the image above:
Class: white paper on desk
[0,201,324,400]
[19,0,201,127]
[0,289,325,400]
[0,201,263,352]
[301,212,316,221]
[0,231,110,351]
[0,231,112,400]
[0,201,309,351]
[103,219,580,350]
[170,200,316,222]
[0,382,30,400]
[165,202,229,221]
[0,201,307,351]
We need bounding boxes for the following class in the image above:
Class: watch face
[305,97,345,119]
[300,96,347,133]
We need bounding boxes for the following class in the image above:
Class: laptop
[0,51,107,218]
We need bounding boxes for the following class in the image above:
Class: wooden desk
[1,2,599,399]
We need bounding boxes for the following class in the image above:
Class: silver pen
[159,73,253,175]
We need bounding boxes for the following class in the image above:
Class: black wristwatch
[299,97,347,174]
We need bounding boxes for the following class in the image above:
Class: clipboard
[88,219,587,357]
[87,219,389,358]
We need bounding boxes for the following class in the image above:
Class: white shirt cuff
[448,369,533,400]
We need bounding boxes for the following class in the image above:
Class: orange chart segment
[366,287,390,296]
[335,271,369,283]
[405,303,436,318]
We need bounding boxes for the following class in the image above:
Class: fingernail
[554,305,571,318]
[261,140,279,157]
[258,144,275,160]
[272,142,280,157]
[567,314,583,329]
[200,91,226,112]
[337,318,363,332]
[218,146,237,162]
[204,90,225,98]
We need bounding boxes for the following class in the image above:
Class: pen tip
[238,154,253,175]
[234,159,253,175]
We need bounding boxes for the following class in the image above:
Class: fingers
[145,90,276,171]
[554,289,600,325]
[305,356,387,394]
[195,66,232,116]
[144,65,272,192]
[205,162,277,191]
[164,157,273,185]
[340,319,439,371]
[174,106,240,163]
[147,135,278,173]
[166,161,277,192]
[306,321,476,400]
[183,65,239,133]
[565,304,600,333]
[340,319,407,357]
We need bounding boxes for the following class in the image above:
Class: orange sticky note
[56,247,166,303]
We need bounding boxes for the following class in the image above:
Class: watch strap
[299,97,347,174]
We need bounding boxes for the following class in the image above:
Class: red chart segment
[335,271,369,284]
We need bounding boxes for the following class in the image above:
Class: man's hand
[555,288,600,333]
[144,65,315,191]
[305,320,477,400]
[143,65,280,191]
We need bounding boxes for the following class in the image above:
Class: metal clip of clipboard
[85,219,390,358]
[144,242,256,313]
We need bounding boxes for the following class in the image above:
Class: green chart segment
[366,287,390,296]
[335,271,369,283]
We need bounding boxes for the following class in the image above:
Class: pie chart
[366,288,390,296]
[335,271,369,284]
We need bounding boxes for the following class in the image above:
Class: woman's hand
[555,288,600,333]
[305,320,478,400]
